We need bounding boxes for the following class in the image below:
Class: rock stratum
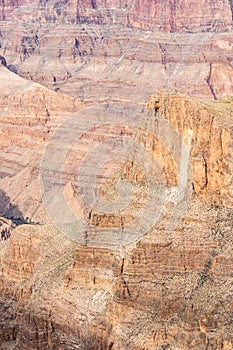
[0,0,233,33]
[2,22,233,101]
[0,203,233,349]
[0,0,233,349]
[1,0,233,101]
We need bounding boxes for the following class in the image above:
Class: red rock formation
[0,202,232,349]
[147,92,233,207]
[1,22,233,103]
[0,0,232,32]
[0,65,82,222]
[0,82,233,348]
[0,1,232,349]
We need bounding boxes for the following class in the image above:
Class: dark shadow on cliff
[0,189,27,225]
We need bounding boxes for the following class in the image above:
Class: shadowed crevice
[91,0,97,9]
[206,63,217,100]
[229,0,233,21]
[0,189,26,225]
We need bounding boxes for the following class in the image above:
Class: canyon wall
[1,22,233,104]
[0,202,232,349]
[0,0,233,33]
[1,85,232,225]
[1,1,233,105]
[0,86,233,349]
[147,92,233,207]
[0,1,233,349]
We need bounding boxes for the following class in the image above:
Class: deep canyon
[0,1,233,349]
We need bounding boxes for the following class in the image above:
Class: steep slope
[1,89,232,225]
[0,65,82,221]
[0,200,232,349]
[0,91,233,349]
[0,1,232,349]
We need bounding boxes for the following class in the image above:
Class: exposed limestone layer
[0,0,232,33]
[0,200,232,349]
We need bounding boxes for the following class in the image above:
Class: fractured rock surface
[0,202,233,349]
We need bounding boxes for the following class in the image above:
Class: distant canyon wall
[0,0,232,32]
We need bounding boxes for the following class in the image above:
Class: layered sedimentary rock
[1,22,233,102]
[0,1,232,106]
[0,201,232,349]
[0,0,232,33]
[0,1,233,349]
[1,84,232,225]
[0,65,82,222]
[147,92,233,207]
[0,81,233,348]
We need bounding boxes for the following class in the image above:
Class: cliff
[0,89,233,349]
[147,92,233,208]
[1,88,232,225]
[0,201,232,349]
[0,0,232,33]
[1,3,233,102]
[0,65,82,222]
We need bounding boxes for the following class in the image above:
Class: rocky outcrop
[147,92,233,207]
[0,202,232,349]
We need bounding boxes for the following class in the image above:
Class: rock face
[1,22,233,102]
[0,87,233,349]
[0,202,232,349]
[1,1,233,102]
[0,1,233,349]
[147,92,233,208]
[0,0,232,33]
[1,86,232,225]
